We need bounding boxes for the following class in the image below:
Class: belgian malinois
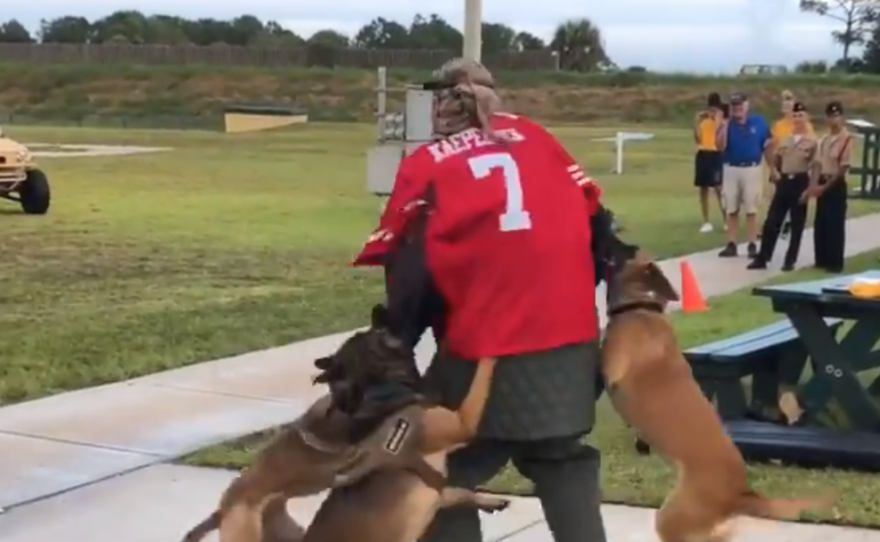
[601,246,833,542]
[184,304,506,542]
[294,303,508,542]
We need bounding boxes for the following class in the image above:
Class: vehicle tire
[19,168,50,215]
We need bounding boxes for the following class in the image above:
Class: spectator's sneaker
[747,258,768,270]
[782,262,795,272]
[781,221,791,240]
[718,242,738,257]
[747,242,758,258]
[699,222,714,233]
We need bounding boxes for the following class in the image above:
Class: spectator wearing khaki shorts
[715,93,773,258]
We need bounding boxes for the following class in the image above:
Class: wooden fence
[0,43,558,71]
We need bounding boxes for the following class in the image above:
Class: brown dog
[180,392,360,542]
[601,249,832,542]
[182,306,444,542]
[184,304,506,542]
[296,316,509,542]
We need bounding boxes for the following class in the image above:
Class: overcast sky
[14,0,848,73]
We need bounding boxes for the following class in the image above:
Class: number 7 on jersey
[468,152,532,232]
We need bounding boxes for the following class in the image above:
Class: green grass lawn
[0,121,810,404]
[184,248,880,528]
[5,121,880,525]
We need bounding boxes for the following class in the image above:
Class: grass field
[4,63,880,124]
[2,122,877,405]
[185,249,880,528]
[4,121,880,526]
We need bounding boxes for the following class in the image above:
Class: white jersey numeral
[467,152,532,232]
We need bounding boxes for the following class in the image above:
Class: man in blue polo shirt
[715,93,772,258]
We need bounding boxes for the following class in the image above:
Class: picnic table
[752,270,880,430]
[683,270,880,471]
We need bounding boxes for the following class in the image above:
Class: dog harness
[333,403,447,492]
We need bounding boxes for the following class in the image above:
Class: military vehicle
[0,129,50,214]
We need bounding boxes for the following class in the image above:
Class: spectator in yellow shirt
[694,92,726,233]
[771,90,815,239]
[772,90,816,141]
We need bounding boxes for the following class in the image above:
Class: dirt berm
[2,63,879,125]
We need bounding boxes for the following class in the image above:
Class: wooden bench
[684,318,844,420]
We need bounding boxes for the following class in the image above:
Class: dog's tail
[181,510,221,542]
[736,490,835,520]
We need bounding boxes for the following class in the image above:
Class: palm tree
[550,18,614,72]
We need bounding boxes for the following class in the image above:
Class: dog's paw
[478,498,511,514]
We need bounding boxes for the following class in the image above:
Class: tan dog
[184,304,506,542]
[182,306,448,542]
[601,250,832,542]
[180,393,368,542]
[299,351,507,542]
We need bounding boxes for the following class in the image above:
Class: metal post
[376,66,387,141]
[615,132,624,175]
[463,0,482,61]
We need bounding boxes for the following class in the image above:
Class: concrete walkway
[2,212,880,541]
[2,464,878,542]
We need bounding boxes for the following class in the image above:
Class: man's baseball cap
[792,102,807,113]
[729,93,748,105]
[825,101,844,115]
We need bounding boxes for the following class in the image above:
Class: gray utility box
[367,80,434,196]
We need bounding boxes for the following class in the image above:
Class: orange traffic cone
[680,260,708,313]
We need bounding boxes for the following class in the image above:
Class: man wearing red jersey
[353,59,631,542]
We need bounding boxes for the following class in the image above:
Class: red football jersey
[355,113,601,359]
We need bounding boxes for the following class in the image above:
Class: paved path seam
[0,428,166,457]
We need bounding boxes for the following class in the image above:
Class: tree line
[798,0,880,72]
[0,11,613,72]
[4,4,880,74]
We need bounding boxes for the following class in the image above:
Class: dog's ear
[371,304,389,330]
[313,356,335,384]
[644,262,680,302]
[314,356,334,371]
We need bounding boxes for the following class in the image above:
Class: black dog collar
[607,300,665,317]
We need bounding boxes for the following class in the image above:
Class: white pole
[615,132,624,175]
[463,0,482,61]
[376,66,387,141]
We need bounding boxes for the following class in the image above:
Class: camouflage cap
[429,58,495,89]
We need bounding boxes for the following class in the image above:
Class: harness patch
[384,417,411,454]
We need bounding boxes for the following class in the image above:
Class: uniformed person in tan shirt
[771,90,816,240]
[748,102,816,271]
[806,101,852,273]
